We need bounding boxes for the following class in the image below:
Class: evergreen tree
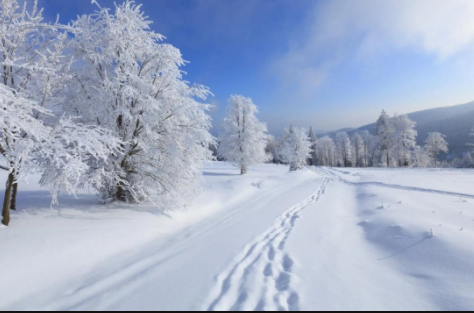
[308,126,318,166]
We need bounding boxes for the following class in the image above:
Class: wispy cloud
[270,0,474,99]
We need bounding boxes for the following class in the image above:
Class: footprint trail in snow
[205,178,330,311]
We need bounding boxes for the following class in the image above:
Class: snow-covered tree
[351,132,364,167]
[0,0,120,226]
[376,110,393,167]
[266,135,282,164]
[36,118,122,205]
[0,0,62,223]
[360,130,378,167]
[0,85,49,225]
[280,126,311,171]
[65,1,214,206]
[461,153,473,168]
[391,115,417,167]
[412,146,430,168]
[335,132,353,167]
[308,126,318,166]
[218,95,269,174]
[424,132,449,167]
[452,153,473,168]
[316,136,337,167]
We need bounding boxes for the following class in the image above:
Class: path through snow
[205,178,330,311]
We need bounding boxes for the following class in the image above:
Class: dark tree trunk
[2,173,14,226]
[11,181,18,211]
[115,185,125,202]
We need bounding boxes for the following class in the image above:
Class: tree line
[216,106,474,173]
[266,111,454,169]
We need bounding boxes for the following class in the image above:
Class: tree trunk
[2,173,14,226]
[241,165,247,175]
[290,162,297,172]
[115,185,124,202]
[11,181,18,211]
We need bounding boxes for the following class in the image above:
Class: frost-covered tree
[0,0,64,221]
[36,118,122,205]
[0,0,119,226]
[376,110,393,167]
[451,153,473,168]
[391,115,417,167]
[266,135,282,164]
[335,132,353,167]
[412,146,430,168]
[66,1,214,205]
[351,132,364,167]
[280,126,311,171]
[461,153,474,168]
[0,85,50,225]
[461,153,473,168]
[316,136,337,167]
[308,126,318,166]
[360,130,378,167]
[218,95,269,174]
[424,132,449,167]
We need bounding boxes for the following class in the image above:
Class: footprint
[263,263,273,277]
[282,255,294,273]
[275,273,291,292]
[278,238,287,250]
[268,247,276,261]
[290,215,300,226]
[287,292,300,311]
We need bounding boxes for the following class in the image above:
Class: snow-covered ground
[0,163,474,310]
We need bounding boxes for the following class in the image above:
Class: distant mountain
[320,101,474,158]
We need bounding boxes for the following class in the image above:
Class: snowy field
[1,162,474,311]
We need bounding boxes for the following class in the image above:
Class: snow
[1,163,474,310]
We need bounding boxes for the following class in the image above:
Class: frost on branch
[280,126,311,172]
[218,95,269,175]
[66,0,214,207]
[0,0,120,226]
[36,117,123,205]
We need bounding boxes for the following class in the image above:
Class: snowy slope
[0,163,323,310]
[1,163,474,310]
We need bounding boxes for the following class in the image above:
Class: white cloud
[271,0,474,97]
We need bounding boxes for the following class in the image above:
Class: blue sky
[37,0,474,134]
